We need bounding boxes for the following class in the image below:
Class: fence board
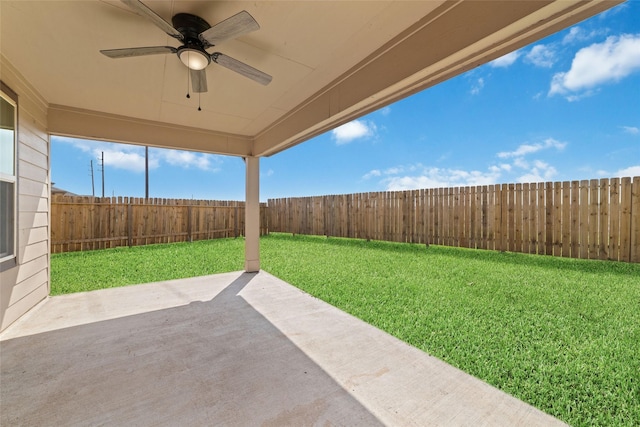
[589,179,599,259]
[579,180,589,259]
[599,178,610,260]
[570,181,579,258]
[507,184,514,252]
[483,185,491,250]
[545,182,553,256]
[609,178,620,261]
[469,186,476,249]
[475,187,481,249]
[527,183,536,254]
[486,185,495,251]
[536,183,544,255]
[435,188,442,246]
[561,181,570,258]
[631,177,640,263]
[514,183,522,254]
[552,182,561,256]
[452,187,460,247]
[493,185,502,252]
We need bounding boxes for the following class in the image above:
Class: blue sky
[52,2,640,201]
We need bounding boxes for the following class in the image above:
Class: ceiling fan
[100,0,272,96]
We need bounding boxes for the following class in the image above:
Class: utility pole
[89,160,95,197]
[100,151,105,198]
[145,146,149,200]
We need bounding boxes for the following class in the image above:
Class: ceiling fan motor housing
[172,13,212,46]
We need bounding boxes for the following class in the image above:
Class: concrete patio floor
[1,271,566,426]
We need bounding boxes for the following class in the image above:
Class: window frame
[0,81,18,271]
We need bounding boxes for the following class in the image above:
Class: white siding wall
[0,57,50,332]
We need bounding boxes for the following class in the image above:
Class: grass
[51,233,640,426]
[50,239,245,294]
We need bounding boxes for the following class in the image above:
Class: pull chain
[198,92,201,111]
[186,69,191,99]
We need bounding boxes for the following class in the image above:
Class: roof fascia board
[47,105,253,157]
[253,0,622,157]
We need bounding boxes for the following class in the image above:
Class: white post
[245,156,260,272]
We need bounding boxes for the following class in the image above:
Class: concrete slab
[1,271,566,426]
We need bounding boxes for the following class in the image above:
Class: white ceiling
[0,1,621,157]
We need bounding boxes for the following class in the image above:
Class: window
[0,82,17,267]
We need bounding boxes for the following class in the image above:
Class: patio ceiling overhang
[1,0,622,158]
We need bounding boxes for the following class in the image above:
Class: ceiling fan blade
[212,53,272,86]
[190,69,208,93]
[199,10,259,46]
[121,0,184,41]
[100,46,177,58]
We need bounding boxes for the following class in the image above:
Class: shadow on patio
[1,271,565,426]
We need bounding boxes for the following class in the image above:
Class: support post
[245,156,260,272]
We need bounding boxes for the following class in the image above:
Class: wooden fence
[268,177,640,263]
[51,196,268,253]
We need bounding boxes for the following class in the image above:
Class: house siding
[1,56,50,332]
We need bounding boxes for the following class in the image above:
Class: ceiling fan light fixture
[178,48,210,70]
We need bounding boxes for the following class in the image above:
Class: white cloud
[383,168,501,190]
[549,34,640,99]
[563,27,583,44]
[489,164,512,173]
[596,2,627,20]
[595,165,640,178]
[494,139,566,183]
[622,126,639,135]
[54,136,94,153]
[362,169,381,180]
[331,120,377,144]
[55,136,109,157]
[53,136,221,173]
[516,160,558,183]
[378,106,391,116]
[497,138,567,159]
[54,137,156,173]
[366,135,572,191]
[102,148,155,173]
[489,50,521,68]
[525,44,556,68]
[470,77,484,95]
[513,157,530,169]
[614,165,640,177]
[369,164,501,190]
[384,167,403,175]
[562,26,608,45]
[159,149,220,171]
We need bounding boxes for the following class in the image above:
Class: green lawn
[51,233,640,427]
